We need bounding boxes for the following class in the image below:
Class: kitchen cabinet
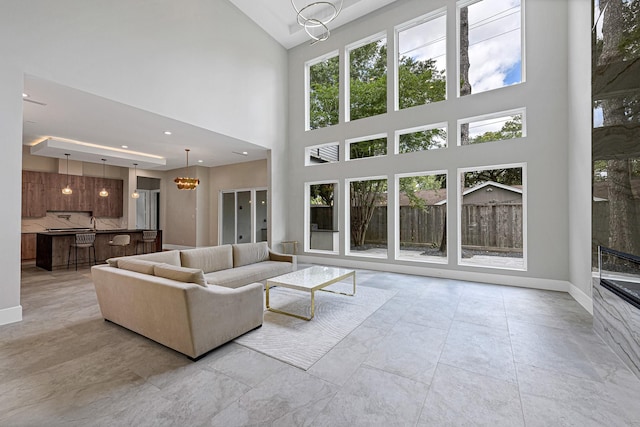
[21,233,37,260]
[22,171,123,218]
[21,171,46,217]
[92,177,123,217]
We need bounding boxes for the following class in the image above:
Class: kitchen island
[36,229,162,271]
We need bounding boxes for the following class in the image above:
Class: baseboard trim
[569,283,593,315]
[0,305,22,325]
[297,255,569,293]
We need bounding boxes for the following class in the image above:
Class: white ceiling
[229,0,398,49]
[23,76,266,171]
[22,1,396,171]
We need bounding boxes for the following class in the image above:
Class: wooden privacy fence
[330,204,523,249]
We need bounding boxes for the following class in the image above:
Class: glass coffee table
[265,266,356,320]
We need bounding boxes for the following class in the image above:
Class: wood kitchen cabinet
[21,171,46,217]
[92,177,123,217]
[21,233,37,260]
[22,171,123,218]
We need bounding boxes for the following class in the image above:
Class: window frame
[346,133,388,161]
[305,50,340,132]
[305,142,341,166]
[394,170,449,264]
[395,122,448,154]
[345,175,389,258]
[457,163,527,271]
[394,7,448,111]
[345,31,388,123]
[457,108,527,146]
[456,0,526,98]
[305,180,340,255]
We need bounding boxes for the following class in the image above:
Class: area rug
[234,281,397,370]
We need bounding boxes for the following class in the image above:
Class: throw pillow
[117,259,159,275]
[153,264,207,287]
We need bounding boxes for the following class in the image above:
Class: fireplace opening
[599,247,640,310]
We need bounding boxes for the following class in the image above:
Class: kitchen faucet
[90,216,97,230]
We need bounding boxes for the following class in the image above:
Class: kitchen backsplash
[22,212,126,233]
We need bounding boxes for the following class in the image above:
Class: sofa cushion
[180,245,233,273]
[232,242,270,268]
[154,264,207,287]
[117,259,160,275]
[205,260,293,289]
[107,250,181,268]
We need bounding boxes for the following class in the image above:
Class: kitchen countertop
[37,229,150,236]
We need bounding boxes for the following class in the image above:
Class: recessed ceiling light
[164,131,172,135]
[243,151,248,155]
[22,93,29,98]
[121,145,128,149]
[198,159,203,163]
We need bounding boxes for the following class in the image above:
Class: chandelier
[131,163,140,199]
[174,149,199,190]
[62,153,73,195]
[99,159,109,197]
[291,0,343,43]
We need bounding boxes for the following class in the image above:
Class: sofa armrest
[269,250,297,270]
[185,283,264,356]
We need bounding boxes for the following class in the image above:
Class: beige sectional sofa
[91,242,296,359]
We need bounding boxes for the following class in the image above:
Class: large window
[458,0,523,97]
[396,10,447,110]
[396,123,447,154]
[306,182,339,253]
[306,142,340,166]
[591,0,640,265]
[307,52,340,130]
[347,177,388,257]
[396,172,448,263]
[347,134,387,160]
[458,109,525,146]
[458,165,526,270]
[347,35,387,121]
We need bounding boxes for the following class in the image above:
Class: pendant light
[174,148,199,190]
[131,163,140,199]
[99,159,109,197]
[61,153,73,195]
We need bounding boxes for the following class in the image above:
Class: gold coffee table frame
[265,266,356,321]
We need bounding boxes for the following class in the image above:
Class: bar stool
[108,234,131,257]
[67,233,96,271]
[136,230,158,254]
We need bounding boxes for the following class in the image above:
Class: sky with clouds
[398,0,522,133]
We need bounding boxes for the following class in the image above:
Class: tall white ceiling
[228,0,399,49]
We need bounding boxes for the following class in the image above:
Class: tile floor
[2,264,640,426]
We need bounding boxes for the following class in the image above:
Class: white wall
[0,65,24,324]
[0,0,288,325]
[286,0,577,291]
[567,0,594,312]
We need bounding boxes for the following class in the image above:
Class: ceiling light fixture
[174,149,199,190]
[22,93,29,98]
[62,153,73,195]
[131,163,140,199]
[164,131,172,135]
[99,159,109,197]
[291,0,343,43]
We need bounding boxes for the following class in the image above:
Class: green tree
[310,183,334,206]
[350,179,386,248]
[309,56,339,130]
[468,115,523,145]
[350,40,388,120]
